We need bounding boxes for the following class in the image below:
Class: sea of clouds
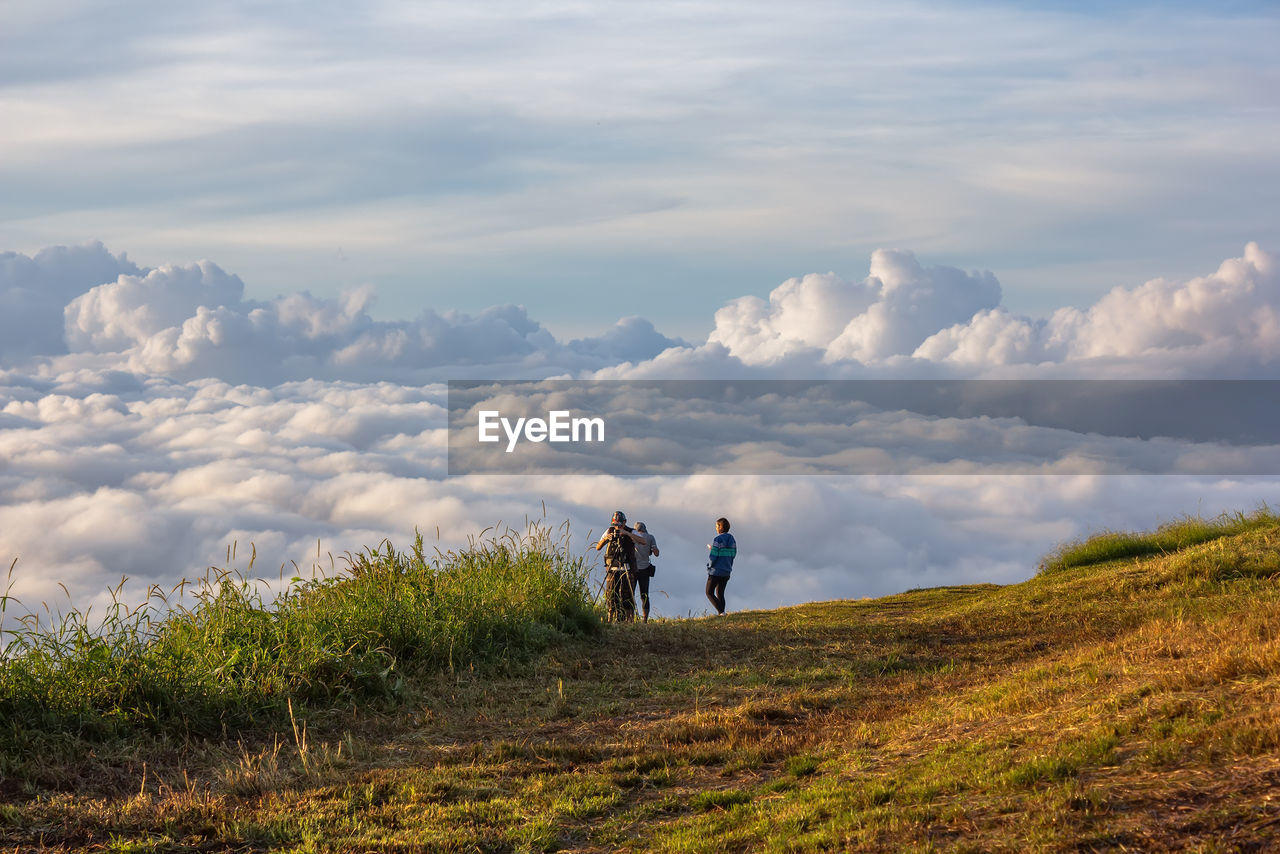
[2,241,1278,619]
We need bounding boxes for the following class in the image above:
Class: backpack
[604,527,630,567]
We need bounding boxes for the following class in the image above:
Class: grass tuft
[0,522,599,757]
[1037,507,1280,574]
[690,789,752,811]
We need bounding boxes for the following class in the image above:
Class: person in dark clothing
[594,510,647,622]
[705,516,736,615]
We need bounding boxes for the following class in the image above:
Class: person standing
[594,510,645,622]
[705,517,736,616]
[631,521,660,622]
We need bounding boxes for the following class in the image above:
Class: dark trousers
[605,567,635,622]
[631,570,651,620]
[705,575,728,615]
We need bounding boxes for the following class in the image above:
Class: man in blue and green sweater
[706,517,736,616]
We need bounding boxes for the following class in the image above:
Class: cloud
[4,241,1280,624]
[65,261,246,353]
[916,242,1280,373]
[0,242,142,360]
[2,241,1276,384]
[3,364,1273,621]
[618,243,1280,379]
[51,259,683,384]
[568,316,686,364]
[61,262,558,382]
[448,378,1280,477]
[0,373,449,609]
[4,0,1277,341]
[706,250,1001,366]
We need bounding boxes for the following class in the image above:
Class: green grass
[0,523,597,753]
[4,513,1280,851]
[1037,506,1280,574]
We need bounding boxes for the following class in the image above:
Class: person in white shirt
[630,521,660,622]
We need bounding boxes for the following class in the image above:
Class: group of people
[593,510,736,621]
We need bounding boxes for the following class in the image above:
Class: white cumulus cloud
[0,242,142,360]
[707,249,1001,366]
[916,242,1280,374]
[3,241,1280,624]
[0,246,688,383]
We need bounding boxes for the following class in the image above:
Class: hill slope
[5,523,1280,852]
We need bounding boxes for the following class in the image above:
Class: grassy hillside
[3,514,1280,852]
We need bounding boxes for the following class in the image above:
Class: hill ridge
[3,519,1280,851]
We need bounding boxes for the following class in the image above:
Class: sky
[2,1,1280,622]
[4,1,1279,337]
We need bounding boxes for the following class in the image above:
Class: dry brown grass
[4,528,1280,851]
